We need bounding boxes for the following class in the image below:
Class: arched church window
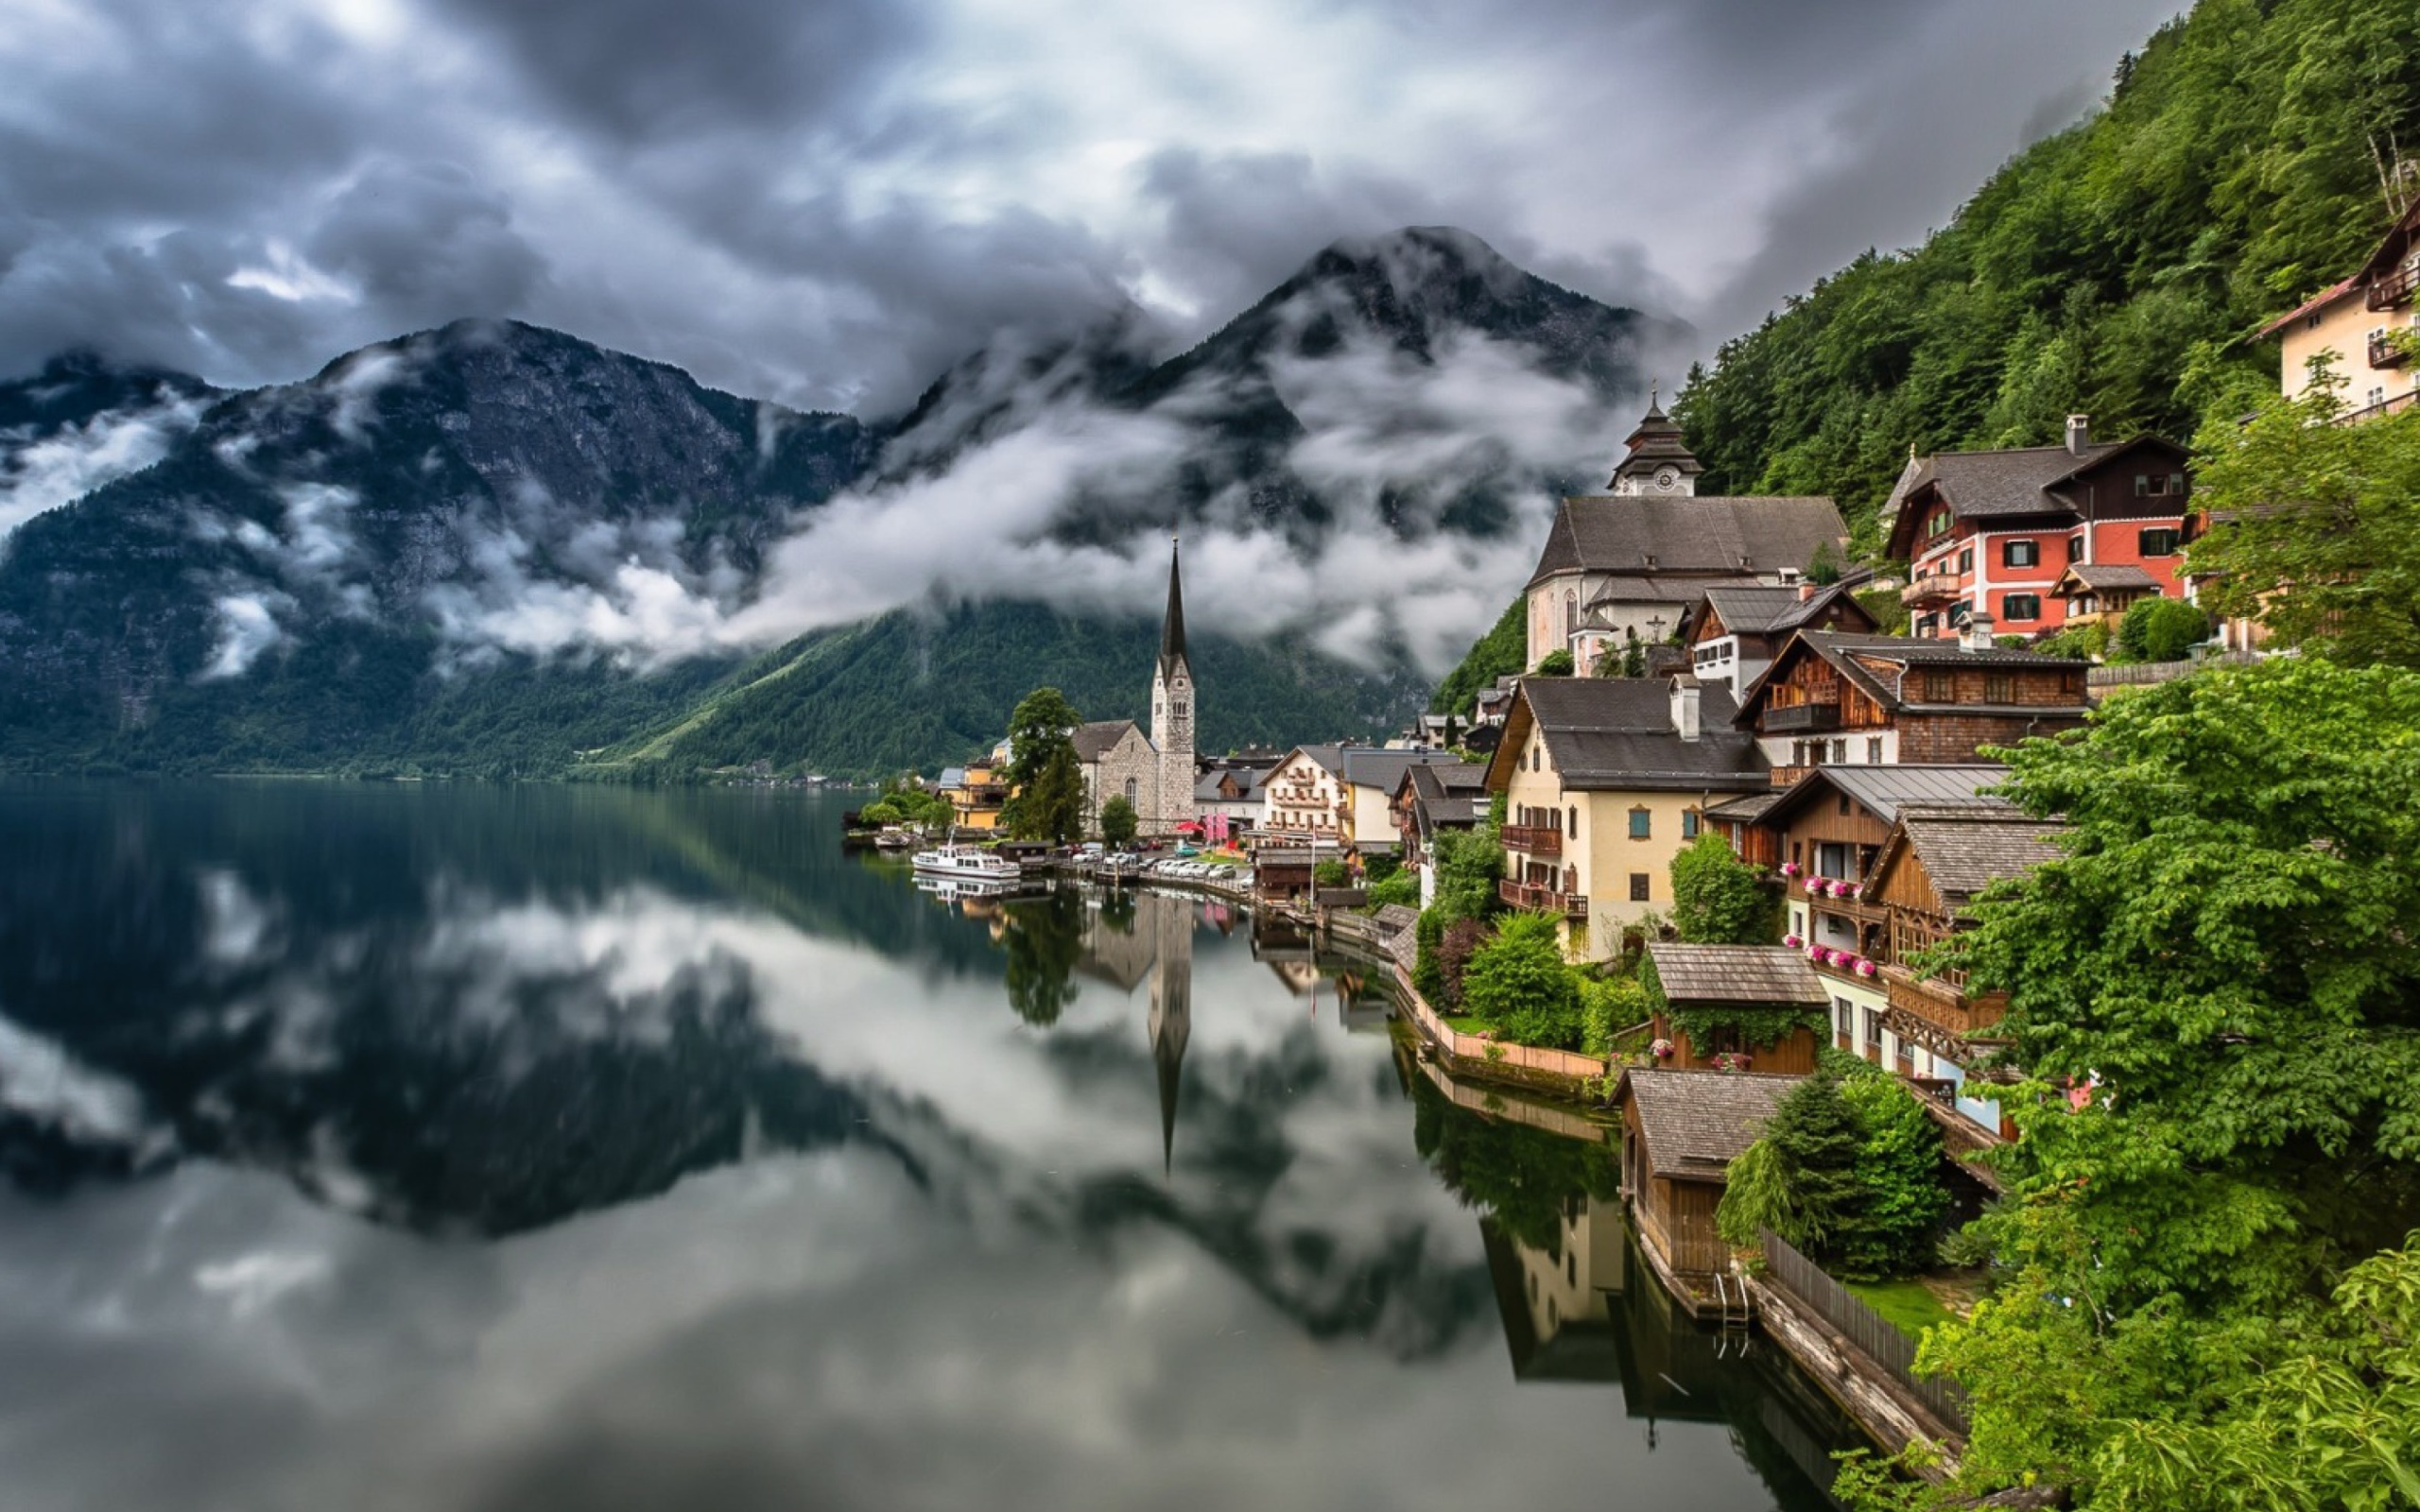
[1564,590,1578,633]
[1125,778,1138,806]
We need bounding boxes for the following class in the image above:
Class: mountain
[1,352,218,539]
[1672,0,2420,545]
[0,229,1672,779]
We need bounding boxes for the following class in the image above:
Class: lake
[0,782,1864,1511]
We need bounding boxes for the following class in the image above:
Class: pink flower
[1783,933,1803,949]
[1779,862,1800,878]
[1856,959,1878,979]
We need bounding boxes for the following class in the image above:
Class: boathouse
[1616,1067,1804,1312]
[1641,942,1826,1074]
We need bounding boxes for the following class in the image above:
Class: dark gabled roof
[2055,561,2160,593]
[1400,759,1490,833]
[1275,743,1345,778]
[1338,747,1466,796]
[1700,787,1788,823]
[1528,494,1848,592]
[1646,943,1827,1007]
[1892,813,2068,902]
[1736,630,2089,722]
[1196,767,1265,802]
[1752,764,2013,832]
[1620,1069,1806,1180]
[1491,678,1770,794]
[1881,435,2191,557]
[1071,720,1144,762]
[1692,581,1879,640]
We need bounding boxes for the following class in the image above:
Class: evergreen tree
[1755,1074,1868,1253]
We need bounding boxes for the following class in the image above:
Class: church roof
[1609,398,1705,486]
[1527,494,1847,592]
[1071,720,1144,762]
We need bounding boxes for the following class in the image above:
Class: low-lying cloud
[0,394,208,538]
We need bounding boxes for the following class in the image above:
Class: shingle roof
[1515,679,1770,792]
[1622,1069,1806,1179]
[1528,494,1848,591]
[2057,562,2159,593]
[1700,788,1788,823]
[1737,630,2090,722]
[1898,814,2067,900]
[1696,582,1873,638]
[1813,765,2013,824]
[1071,720,1143,762]
[1883,444,2123,526]
[1646,943,1827,1006]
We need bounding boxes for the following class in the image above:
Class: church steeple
[1158,533,1188,679]
[1608,388,1703,496]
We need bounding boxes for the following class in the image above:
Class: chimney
[1669,675,1702,742]
[1961,611,1997,652]
[2065,414,2090,456]
[1797,580,1817,603]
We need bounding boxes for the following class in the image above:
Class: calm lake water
[0,782,1864,1512]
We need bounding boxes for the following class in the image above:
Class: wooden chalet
[1640,942,1825,1074]
[1679,581,1877,697]
[1615,1068,1804,1314]
[1864,806,2068,1156]
[1733,627,2089,775]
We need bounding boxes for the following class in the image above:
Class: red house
[1883,417,2193,641]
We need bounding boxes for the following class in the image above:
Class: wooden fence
[1760,1229,1969,1432]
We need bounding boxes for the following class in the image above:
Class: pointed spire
[1158,529,1188,677]
[1156,1036,1182,1176]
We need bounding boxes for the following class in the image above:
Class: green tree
[2189,360,2420,667]
[1000,888,1084,1026]
[1461,912,1582,1048]
[1835,1072,1953,1282]
[1013,740,1087,844]
[1533,648,1575,677]
[1365,871,1420,910]
[1312,857,1350,888]
[1098,794,1139,846]
[1431,598,1526,714]
[2113,594,2210,664]
[1669,831,1776,944]
[1717,1074,1867,1254]
[1951,659,2420,1310]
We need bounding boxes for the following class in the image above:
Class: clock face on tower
[1654,466,1680,490]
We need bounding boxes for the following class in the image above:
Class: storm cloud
[0,0,2183,414]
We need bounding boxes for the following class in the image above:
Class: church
[1073,539,1200,836]
[1525,400,1849,673]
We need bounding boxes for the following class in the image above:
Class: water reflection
[0,783,1856,1512]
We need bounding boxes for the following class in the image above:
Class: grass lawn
[1443,1014,1494,1037]
[1847,1277,1961,1341]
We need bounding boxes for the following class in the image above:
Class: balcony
[2375,332,2413,369]
[1499,879,1587,919]
[1501,823,1563,859]
[1882,966,2007,1040]
[1764,700,1841,734]
[1902,571,1962,607]
[2368,263,2420,311]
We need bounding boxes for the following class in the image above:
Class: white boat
[911,844,1022,882]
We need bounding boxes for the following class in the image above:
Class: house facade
[943,747,1010,832]
[2257,198,2420,421]
[1883,418,2194,641]
[1524,403,1848,670]
[1392,759,1489,907]
[1733,627,2090,774]
[1258,745,1349,841]
[1484,677,1770,959]
[1337,747,1468,853]
[1640,941,1826,1075]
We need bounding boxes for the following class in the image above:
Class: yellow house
[1482,676,1771,960]
[944,743,1011,832]
[2258,198,2420,421]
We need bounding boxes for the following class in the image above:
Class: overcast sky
[0,0,2182,415]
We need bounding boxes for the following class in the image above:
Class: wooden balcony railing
[1499,878,1587,919]
[1501,823,1563,859]
[1902,571,1962,606]
[1882,966,2007,1038]
[2373,332,2412,369]
[2368,263,2420,311]
[1765,700,1842,734]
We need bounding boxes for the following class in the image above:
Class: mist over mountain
[0,228,1682,778]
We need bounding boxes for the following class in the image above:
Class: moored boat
[910,844,1021,881]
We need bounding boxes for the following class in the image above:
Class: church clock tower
[1150,536,1199,832]
[1607,389,1703,497]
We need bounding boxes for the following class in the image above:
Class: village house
[1679,582,1878,698]
[1336,747,1467,857]
[1391,759,1490,906]
[1862,805,2068,1159]
[1883,417,2195,641]
[1703,764,2014,1091]
[2257,197,2420,421]
[1525,401,1848,671]
[1257,744,1348,841]
[1639,941,1826,1075]
[1615,1068,1805,1314]
[940,746,1010,832]
[1483,676,1770,959]
[1732,625,2090,773]
[1192,765,1269,841]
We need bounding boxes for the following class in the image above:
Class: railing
[2367,263,2420,311]
[2085,648,2261,688]
[1901,571,1962,605]
[2343,389,2420,424]
[2372,332,2412,369]
[1501,823,1563,859]
[1882,969,2005,1037]
[1498,878,1587,918]
[1764,700,1841,734]
[1760,1229,1970,1432]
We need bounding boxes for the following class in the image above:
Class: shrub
[1098,795,1138,845]
[1312,858,1350,888]
[1533,649,1576,677]
[1412,910,1446,1000]
[2115,594,2209,663]
[1437,918,1489,1007]
[1669,832,1776,944]
[1580,972,1649,1056]
[1834,1074,1952,1281]
[1365,871,1419,909]
[1361,852,1402,884]
[1462,913,1582,1047]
